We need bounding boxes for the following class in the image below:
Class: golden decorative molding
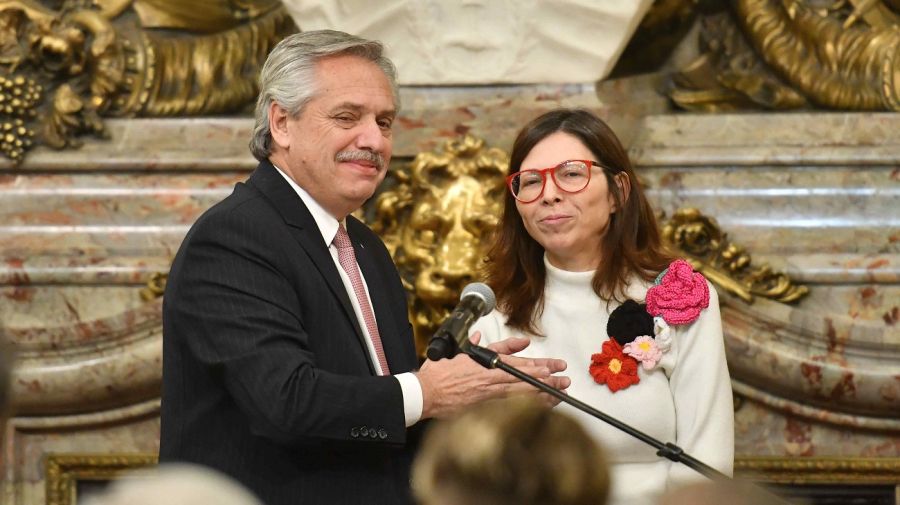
[139,272,167,301]
[660,208,809,304]
[670,1,900,111]
[45,453,157,505]
[0,0,295,163]
[735,456,900,485]
[369,134,508,350]
[668,12,809,111]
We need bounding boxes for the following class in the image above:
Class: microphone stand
[463,343,729,481]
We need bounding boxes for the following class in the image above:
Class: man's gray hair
[249,30,400,162]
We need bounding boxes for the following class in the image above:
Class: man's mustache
[335,150,384,170]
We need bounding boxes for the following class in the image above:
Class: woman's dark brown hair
[484,108,672,334]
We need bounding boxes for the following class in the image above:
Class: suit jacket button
[378,429,388,440]
[350,427,359,438]
[369,429,378,439]
[360,426,369,437]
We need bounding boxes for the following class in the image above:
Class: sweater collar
[543,254,652,302]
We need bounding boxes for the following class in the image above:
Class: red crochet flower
[645,259,710,325]
[589,339,640,392]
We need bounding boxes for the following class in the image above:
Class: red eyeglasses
[506,159,606,203]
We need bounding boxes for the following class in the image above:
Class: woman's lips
[540,214,571,224]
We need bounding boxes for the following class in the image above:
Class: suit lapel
[247,161,374,374]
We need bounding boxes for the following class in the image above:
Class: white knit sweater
[471,257,734,505]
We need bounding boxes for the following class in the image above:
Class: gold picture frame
[45,453,158,505]
[43,454,899,504]
[735,456,900,485]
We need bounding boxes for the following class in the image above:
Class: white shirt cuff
[395,372,423,427]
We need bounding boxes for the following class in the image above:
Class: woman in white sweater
[470,109,733,505]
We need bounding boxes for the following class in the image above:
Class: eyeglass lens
[511,161,591,201]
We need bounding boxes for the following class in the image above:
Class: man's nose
[355,118,388,152]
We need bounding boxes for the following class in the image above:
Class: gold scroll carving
[0,0,295,163]
[661,207,809,304]
[139,271,167,301]
[369,135,508,351]
[669,0,900,111]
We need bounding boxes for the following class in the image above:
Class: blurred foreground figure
[83,464,263,505]
[412,397,610,505]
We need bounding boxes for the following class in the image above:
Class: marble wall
[1,77,897,503]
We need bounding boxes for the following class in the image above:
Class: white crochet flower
[653,316,672,352]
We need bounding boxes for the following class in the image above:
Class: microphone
[426,282,496,361]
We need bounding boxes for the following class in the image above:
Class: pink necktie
[333,224,391,375]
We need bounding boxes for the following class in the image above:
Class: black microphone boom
[426,283,496,361]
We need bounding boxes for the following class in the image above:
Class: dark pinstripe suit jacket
[160,160,422,505]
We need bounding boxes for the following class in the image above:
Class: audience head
[83,464,263,505]
[412,397,609,505]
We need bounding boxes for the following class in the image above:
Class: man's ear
[268,102,291,150]
[611,172,631,213]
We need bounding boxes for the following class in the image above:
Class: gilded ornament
[0,0,295,163]
[670,0,900,111]
[735,456,900,484]
[139,271,167,301]
[661,208,809,304]
[369,134,508,351]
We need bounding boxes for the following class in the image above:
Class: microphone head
[460,282,496,316]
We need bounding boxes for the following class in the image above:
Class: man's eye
[334,115,356,124]
[377,118,393,130]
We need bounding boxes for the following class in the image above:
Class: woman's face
[515,131,618,271]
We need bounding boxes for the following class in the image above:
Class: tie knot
[334,224,353,250]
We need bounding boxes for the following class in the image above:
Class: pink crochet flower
[645,259,709,325]
[623,335,662,370]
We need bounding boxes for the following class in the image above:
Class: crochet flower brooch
[589,259,709,393]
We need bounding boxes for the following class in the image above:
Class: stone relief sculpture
[667,0,900,111]
[0,0,295,162]
[280,0,654,85]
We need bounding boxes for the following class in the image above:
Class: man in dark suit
[159,30,568,505]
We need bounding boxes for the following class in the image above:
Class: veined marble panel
[630,113,899,461]
[0,101,897,504]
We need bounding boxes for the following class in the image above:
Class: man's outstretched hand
[416,333,569,419]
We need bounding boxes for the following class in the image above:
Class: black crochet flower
[606,299,655,346]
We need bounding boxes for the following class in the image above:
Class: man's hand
[415,334,569,419]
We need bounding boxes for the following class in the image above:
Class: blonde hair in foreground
[412,397,609,505]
